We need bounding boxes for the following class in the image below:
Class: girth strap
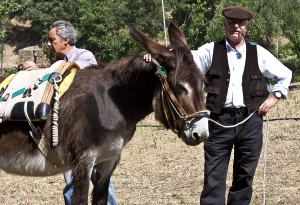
[25,61,77,166]
[29,127,63,167]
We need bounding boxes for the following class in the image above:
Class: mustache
[230,29,242,33]
[229,29,248,37]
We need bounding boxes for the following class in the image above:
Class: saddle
[0,60,79,123]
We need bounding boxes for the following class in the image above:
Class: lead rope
[208,111,255,128]
[262,114,269,205]
[51,75,62,147]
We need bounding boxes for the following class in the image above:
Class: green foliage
[279,43,296,59]
[283,58,300,82]
[204,0,283,47]
[169,0,300,82]
[0,0,22,16]
[9,0,165,62]
[0,30,5,46]
[168,0,214,49]
[0,0,22,44]
[288,28,300,58]
[204,2,225,43]
[4,0,300,81]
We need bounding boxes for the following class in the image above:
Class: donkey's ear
[168,21,189,50]
[130,26,171,56]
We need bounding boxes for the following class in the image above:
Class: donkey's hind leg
[91,157,119,205]
[71,155,96,205]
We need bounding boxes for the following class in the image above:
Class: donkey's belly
[95,137,125,163]
[0,149,67,176]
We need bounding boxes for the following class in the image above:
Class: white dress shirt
[191,39,292,108]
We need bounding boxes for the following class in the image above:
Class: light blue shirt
[191,40,292,107]
[65,46,97,69]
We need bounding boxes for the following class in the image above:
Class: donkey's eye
[176,82,189,95]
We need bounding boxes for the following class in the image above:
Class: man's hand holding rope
[258,94,279,116]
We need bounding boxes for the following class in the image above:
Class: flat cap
[222,6,253,20]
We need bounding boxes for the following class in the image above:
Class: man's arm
[22,61,39,70]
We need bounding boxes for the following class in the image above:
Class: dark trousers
[200,111,263,205]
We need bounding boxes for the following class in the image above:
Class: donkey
[0,22,208,204]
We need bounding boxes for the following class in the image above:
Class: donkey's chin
[180,117,209,146]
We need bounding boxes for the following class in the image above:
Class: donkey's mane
[86,55,156,85]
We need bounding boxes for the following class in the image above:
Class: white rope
[24,89,35,130]
[208,111,255,129]
[262,114,269,205]
[161,0,168,47]
[51,75,62,147]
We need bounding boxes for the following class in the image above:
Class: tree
[0,0,23,71]
[6,0,300,81]
[9,0,166,62]
[169,0,299,81]
[0,0,22,40]
[168,0,212,49]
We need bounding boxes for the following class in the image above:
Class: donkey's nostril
[193,132,207,143]
[193,132,200,140]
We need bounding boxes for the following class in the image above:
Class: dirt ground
[0,90,299,205]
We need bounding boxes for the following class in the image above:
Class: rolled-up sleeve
[257,45,292,98]
[191,42,215,75]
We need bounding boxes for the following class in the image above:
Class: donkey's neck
[106,56,159,124]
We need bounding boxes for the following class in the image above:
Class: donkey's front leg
[91,157,119,205]
[71,157,95,205]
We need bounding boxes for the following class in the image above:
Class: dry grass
[0,91,299,205]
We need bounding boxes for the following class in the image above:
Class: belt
[221,107,248,114]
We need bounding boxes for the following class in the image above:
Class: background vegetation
[1,0,299,81]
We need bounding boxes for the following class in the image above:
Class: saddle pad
[0,60,78,122]
[0,74,16,90]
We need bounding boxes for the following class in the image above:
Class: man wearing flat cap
[143,5,292,205]
[222,5,253,20]
[191,5,292,205]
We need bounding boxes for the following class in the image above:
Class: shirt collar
[65,46,77,61]
[225,39,246,53]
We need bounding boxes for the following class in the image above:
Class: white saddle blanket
[0,60,70,122]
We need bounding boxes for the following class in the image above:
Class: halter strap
[152,58,209,132]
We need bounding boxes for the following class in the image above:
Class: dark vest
[205,40,269,114]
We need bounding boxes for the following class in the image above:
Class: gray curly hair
[50,20,77,45]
